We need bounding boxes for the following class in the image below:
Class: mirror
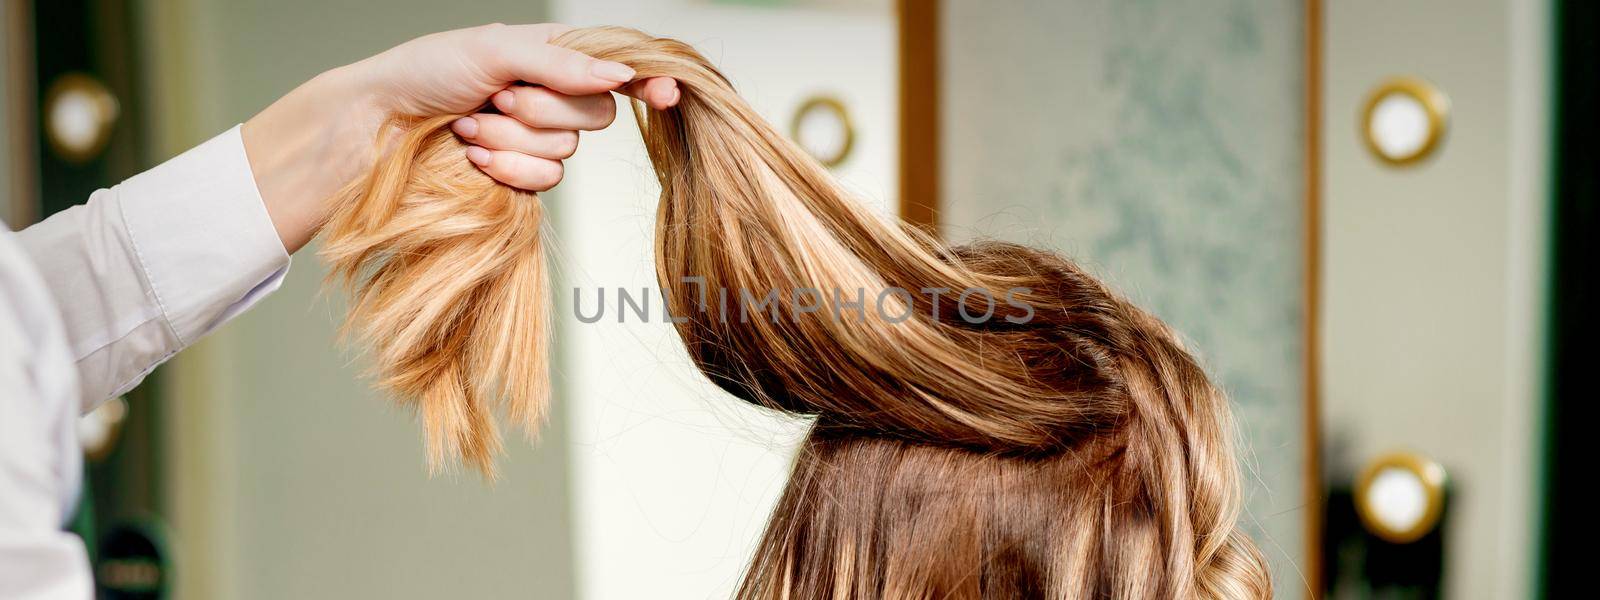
[1355,451,1447,543]
[78,396,129,462]
[1361,77,1449,166]
[918,2,1313,591]
[791,95,855,167]
[43,73,119,164]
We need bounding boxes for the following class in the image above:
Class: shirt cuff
[117,125,291,347]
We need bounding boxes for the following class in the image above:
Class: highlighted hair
[322,26,1272,599]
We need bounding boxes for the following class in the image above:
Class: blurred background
[1,0,1587,598]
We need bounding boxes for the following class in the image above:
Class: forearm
[242,63,384,254]
[15,128,290,408]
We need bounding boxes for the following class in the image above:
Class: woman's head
[559,27,1271,597]
[711,245,1273,599]
[325,25,1271,598]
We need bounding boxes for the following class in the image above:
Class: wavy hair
[321,26,1272,599]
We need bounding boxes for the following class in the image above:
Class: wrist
[242,63,384,254]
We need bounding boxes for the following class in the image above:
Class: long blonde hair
[322,26,1271,599]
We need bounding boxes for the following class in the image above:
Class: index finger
[620,77,681,110]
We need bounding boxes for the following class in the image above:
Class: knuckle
[481,154,512,179]
[476,117,509,146]
[517,87,553,120]
[465,35,505,70]
[557,131,580,158]
[534,160,565,190]
[564,53,593,80]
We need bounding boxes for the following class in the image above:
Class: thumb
[481,27,635,95]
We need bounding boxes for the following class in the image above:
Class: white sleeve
[13,125,292,412]
[0,367,93,600]
[0,232,94,600]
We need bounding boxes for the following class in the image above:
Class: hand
[362,23,679,192]
[242,23,679,254]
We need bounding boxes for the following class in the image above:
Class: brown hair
[323,26,1271,599]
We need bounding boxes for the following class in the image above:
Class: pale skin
[241,23,680,254]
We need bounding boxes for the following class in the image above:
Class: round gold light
[44,73,120,164]
[79,396,129,462]
[1360,77,1449,167]
[1354,450,1447,543]
[790,95,855,168]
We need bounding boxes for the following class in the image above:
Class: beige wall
[139,2,576,599]
[1320,0,1549,597]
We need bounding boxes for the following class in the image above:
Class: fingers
[463,146,564,192]
[465,23,681,109]
[619,77,682,110]
[453,114,579,159]
[492,85,617,131]
[477,24,634,96]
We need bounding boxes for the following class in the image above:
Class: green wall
[941,0,1309,592]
